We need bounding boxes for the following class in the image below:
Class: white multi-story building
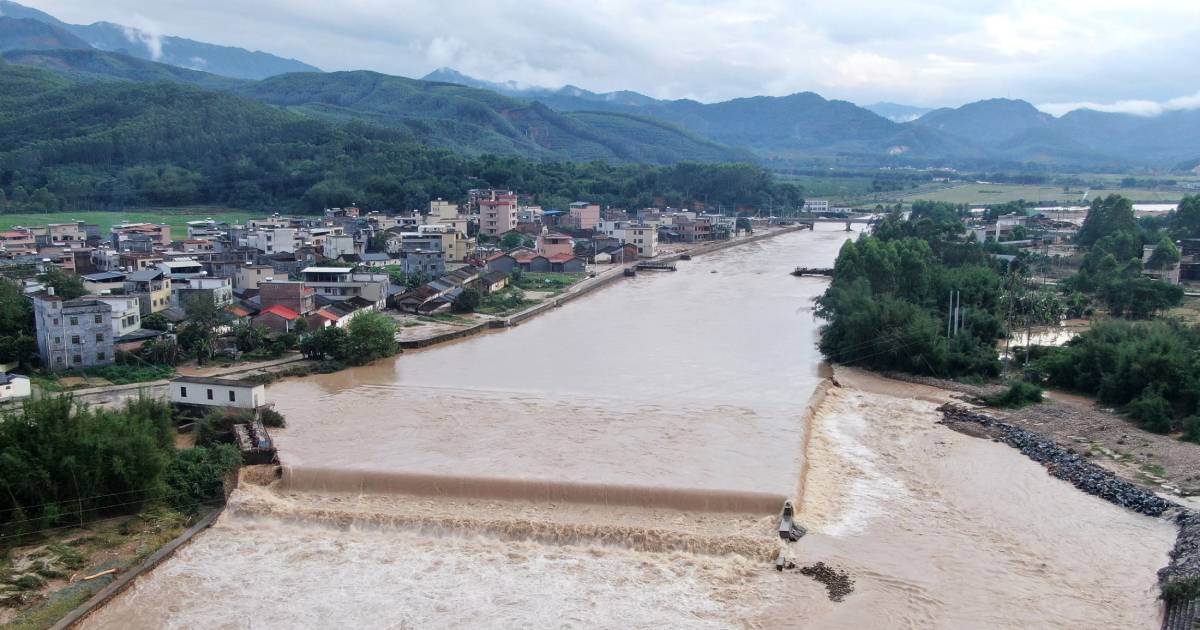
[803,200,830,213]
[246,227,298,254]
[92,295,142,339]
[301,267,390,310]
[623,225,658,258]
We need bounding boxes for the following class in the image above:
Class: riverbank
[882,372,1200,500]
[776,366,1177,628]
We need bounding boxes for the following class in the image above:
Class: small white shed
[169,376,266,410]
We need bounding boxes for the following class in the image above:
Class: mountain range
[0,0,317,79]
[1,0,1199,171]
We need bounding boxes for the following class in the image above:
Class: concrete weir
[279,466,788,514]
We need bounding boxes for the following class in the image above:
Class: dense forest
[0,62,801,215]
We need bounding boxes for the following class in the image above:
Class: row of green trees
[816,205,1022,378]
[0,396,240,537]
[298,311,397,364]
[1033,321,1200,440]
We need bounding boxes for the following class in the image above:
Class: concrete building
[253,304,303,333]
[537,233,575,258]
[429,199,460,221]
[81,271,128,295]
[569,202,601,230]
[169,376,266,411]
[234,264,275,291]
[33,294,115,371]
[623,225,659,258]
[246,227,298,255]
[0,373,31,402]
[324,234,357,260]
[301,267,390,310]
[124,269,173,315]
[174,276,233,308]
[92,295,142,339]
[110,223,171,249]
[802,200,830,214]
[0,229,37,254]
[480,194,519,236]
[399,249,445,278]
[258,280,315,315]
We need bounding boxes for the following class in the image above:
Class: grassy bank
[0,508,196,629]
[0,207,257,240]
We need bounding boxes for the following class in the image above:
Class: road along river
[80,225,1176,629]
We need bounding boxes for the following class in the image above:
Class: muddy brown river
[81,226,1176,629]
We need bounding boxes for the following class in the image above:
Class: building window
[56,357,64,366]
[53,318,59,325]
[207,389,214,400]
[94,315,102,324]
[96,352,105,361]
[96,333,104,342]
[228,391,236,402]
[71,335,80,345]
[53,336,61,345]
[69,317,78,326]
[180,386,187,398]
[72,355,81,364]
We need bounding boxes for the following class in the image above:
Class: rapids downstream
[80,226,1176,629]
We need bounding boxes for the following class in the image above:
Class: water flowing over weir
[79,225,1180,629]
[279,467,790,514]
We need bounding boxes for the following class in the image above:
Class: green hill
[0,62,798,215]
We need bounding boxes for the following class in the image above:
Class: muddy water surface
[80,226,1178,629]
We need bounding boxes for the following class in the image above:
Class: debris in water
[800,562,855,602]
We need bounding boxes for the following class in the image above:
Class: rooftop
[259,304,300,320]
[171,375,261,388]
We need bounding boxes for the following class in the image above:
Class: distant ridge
[0,0,319,79]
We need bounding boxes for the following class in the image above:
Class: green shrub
[1126,386,1173,434]
[164,445,242,513]
[1181,415,1200,444]
[984,380,1044,408]
[259,407,286,428]
[195,408,255,446]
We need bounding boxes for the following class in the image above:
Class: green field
[892,184,1186,206]
[0,207,259,240]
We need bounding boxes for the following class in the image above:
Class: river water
[81,225,1177,629]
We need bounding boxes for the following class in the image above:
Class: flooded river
[81,225,1177,629]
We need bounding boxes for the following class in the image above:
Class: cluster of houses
[1,189,758,376]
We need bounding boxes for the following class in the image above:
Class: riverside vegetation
[818,195,1200,442]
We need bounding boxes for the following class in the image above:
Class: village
[0,190,803,405]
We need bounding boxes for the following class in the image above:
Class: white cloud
[1039,92,1200,117]
[19,0,1200,108]
[118,14,166,61]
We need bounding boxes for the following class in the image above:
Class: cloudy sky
[18,0,1200,114]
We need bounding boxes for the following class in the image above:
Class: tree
[141,312,171,331]
[452,288,481,313]
[163,445,241,514]
[39,267,86,300]
[1171,195,1200,239]
[1147,236,1181,270]
[499,232,523,250]
[231,322,268,352]
[345,311,397,365]
[0,279,36,365]
[1077,194,1139,248]
[299,326,349,361]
